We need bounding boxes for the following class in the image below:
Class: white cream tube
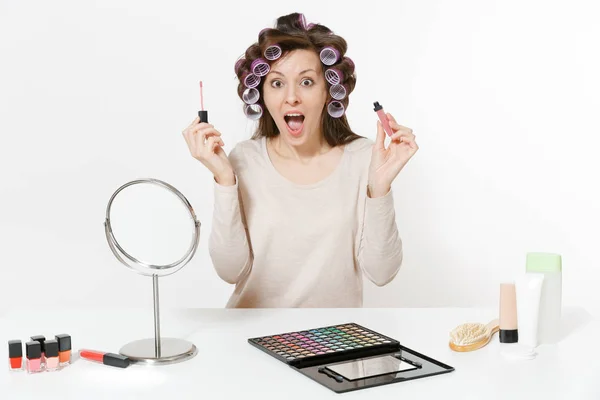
[515,273,545,348]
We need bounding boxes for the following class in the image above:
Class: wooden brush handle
[486,318,500,335]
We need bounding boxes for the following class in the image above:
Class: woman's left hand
[367,113,419,197]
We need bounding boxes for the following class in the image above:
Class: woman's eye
[302,79,313,86]
[271,80,282,88]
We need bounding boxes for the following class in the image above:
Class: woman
[182,13,418,307]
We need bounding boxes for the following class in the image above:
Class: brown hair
[234,13,364,147]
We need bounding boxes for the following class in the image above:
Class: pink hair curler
[329,84,347,100]
[320,47,340,66]
[243,72,261,88]
[327,100,345,118]
[251,58,270,77]
[325,68,343,85]
[244,103,263,120]
[242,87,260,104]
[264,44,282,61]
[307,22,315,30]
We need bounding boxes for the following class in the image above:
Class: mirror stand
[119,274,198,365]
[104,178,201,366]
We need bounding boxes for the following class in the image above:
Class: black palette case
[248,322,455,393]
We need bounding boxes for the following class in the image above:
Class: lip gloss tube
[55,334,72,366]
[373,101,394,137]
[79,349,131,368]
[30,335,46,366]
[8,340,23,371]
[44,340,60,371]
[26,341,42,374]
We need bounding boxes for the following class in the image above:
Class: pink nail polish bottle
[25,341,42,374]
[44,340,60,371]
[30,335,46,366]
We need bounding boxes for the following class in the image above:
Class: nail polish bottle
[55,334,72,366]
[25,341,42,374]
[44,340,60,371]
[8,340,23,371]
[30,335,46,366]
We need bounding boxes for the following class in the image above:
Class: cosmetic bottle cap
[55,334,72,351]
[373,101,383,111]
[26,341,42,359]
[104,353,131,368]
[198,110,208,123]
[30,335,46,352]
[499,329,519,343]
[526,252,562,273]
[8,340,22,358]
[45,340,59,358]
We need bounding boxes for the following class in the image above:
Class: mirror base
[120,337,197,366]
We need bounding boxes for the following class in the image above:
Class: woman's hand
[367,113,419,197]
[182,117,235,184]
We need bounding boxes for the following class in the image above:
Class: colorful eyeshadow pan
[248,323,399,364]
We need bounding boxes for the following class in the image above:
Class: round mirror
[103,178,200,365]
[104,179,200,277]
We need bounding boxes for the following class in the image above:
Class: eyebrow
[270,69,317,77]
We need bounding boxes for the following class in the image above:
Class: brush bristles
[449,323,488,345]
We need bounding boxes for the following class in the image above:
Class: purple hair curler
[234,58,246,75]
[264,44,282,61]
[327,100,345,118]
[242,87,260,104]
[298,13,307,29]
[244,103,263,120]
[307,22,315,30]
[243,72,261,88]
[329,84,347,100]
[251,58,270,77]
[320,47,340,66]
[325,68,343,85]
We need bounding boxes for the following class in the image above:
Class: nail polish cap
[44,339,59,358]
[8,340,22,358]
[373,101,383,111]
[526,252,562,273]
[55,334,71,351]
[30,335,46,352]
[26,341,41,359]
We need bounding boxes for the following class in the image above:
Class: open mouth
[284,113,305,134]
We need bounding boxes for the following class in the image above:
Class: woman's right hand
[182,117,235,184]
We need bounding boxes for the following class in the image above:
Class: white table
[1,307,598,399]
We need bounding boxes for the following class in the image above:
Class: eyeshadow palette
[248,322,399,365]
[248,322,455,393]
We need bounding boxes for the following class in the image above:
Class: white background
[1,0,598,315]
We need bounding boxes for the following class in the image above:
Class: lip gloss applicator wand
[198,81,208,123]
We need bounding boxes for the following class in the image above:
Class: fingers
[390,132,418,149]
[376,121,385,150]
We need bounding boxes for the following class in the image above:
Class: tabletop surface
[1,306,598,399]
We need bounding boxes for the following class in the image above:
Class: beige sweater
[209,136,403,308]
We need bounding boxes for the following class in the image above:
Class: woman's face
[263,49,328,145]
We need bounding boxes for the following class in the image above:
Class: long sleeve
[357,187,404,286]
[208,149,253,284]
